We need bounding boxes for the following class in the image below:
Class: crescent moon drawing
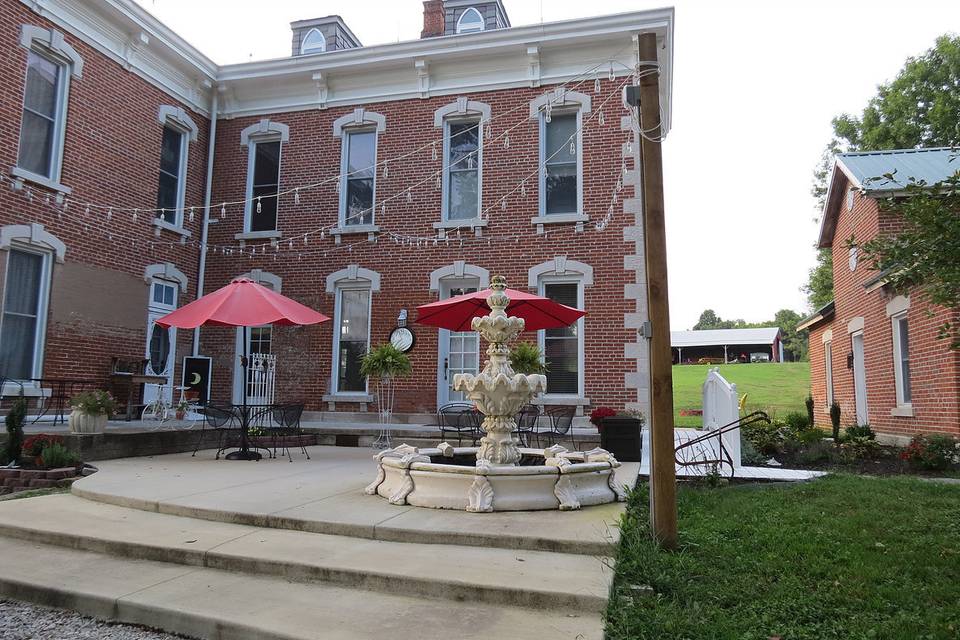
[189,372,201,385]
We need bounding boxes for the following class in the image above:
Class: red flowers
[23,434,64,457]
[589,407,616,428]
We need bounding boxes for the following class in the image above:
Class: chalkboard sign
[182,356,212,404]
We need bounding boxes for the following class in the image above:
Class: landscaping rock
[45,468,77,480]
[29,479,58,489]
[0,598,190,639]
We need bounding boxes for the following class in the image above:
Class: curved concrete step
[0,493,612,613]
[0,537,603,640]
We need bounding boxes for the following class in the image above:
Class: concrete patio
[0,446,639,639]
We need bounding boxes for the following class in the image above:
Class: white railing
[702,367,740,468]
[247,353,277,406]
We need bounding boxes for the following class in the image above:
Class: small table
[223,403,278,461]
[28,378,98,425]
[110,371,168,420]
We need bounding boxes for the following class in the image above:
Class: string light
[189,206,195,222]
[595,74,601,94]
[220,203,226,218]
[294,188,300,205]
[383,163,389,179]
[256,196,262,214]
[431,143,438,161]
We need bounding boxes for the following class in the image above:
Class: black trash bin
[599,416,643,462]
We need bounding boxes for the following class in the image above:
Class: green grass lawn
[673,362,810,426]
[606,475,960,640]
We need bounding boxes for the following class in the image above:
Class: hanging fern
[360,343,412,379]
[509,341,548,375]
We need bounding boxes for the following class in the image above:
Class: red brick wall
[807,178,960,438]
[0,2,209,388]
[201,81,636,413]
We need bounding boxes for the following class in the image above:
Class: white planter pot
[69,410,107,434]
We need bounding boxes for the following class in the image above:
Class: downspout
[193,88,219,356]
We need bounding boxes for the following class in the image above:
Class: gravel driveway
[0,600,193,640]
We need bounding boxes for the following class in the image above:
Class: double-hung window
[156,125,187,226]
[334,288,371,393]
[18,50,67,182]
[247,140,281,233]
[540,281,582,395]
[0,248,51,380]
[340,130,377,227]
[892,314,911,406]
[824,341,834,406]
[541,111,580,216]
[444,119,481,221]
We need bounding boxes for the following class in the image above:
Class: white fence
[701,367,741,468]
[247,353,277,405]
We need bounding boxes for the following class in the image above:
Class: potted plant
[597,409,645,462]
[69,390,115,434]
[509,342,548,375]
[3,396,26,468]
[175,398,189,421]
[361,343,412,449]
[589,407,616,431]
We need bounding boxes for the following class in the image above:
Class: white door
[851,331,868,425]
[144,281,178,406]
[232,326,273,404]
[437,281,480,406]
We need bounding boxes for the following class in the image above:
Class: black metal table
[223,403,279,461]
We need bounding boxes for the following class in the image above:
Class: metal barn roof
[671,327,781,348]
[837,147,959,193]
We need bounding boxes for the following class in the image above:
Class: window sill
[1,382,51,398]
[152,218,192,238]
[533,396,590,406]
[235,230,282,244]
[530,213,589,234]
[891,405,915,418]
[329,224,380,245]
[434,218,488,238]
[11,166,72,195]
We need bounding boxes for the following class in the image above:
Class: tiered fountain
[366,276,623,512]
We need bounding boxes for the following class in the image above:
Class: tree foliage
[690,308,808,361]
[803,248,835,311]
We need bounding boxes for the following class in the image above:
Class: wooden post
[637,31,678,548]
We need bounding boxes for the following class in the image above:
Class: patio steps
[0,493,609,638]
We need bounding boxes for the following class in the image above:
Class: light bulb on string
[406,189,413,203]
[133,209,139,222]
[501,198,507,211]
[25,189,33,202]
[545,102,552,123]
[220,203,226,218]
[320,230,325,240]
[609,62,615,81]
[503,135,510,149]
[294,188,300,205]
[595,75,601,94]
[569,139,576,155]
[431,143,438,161]
[85,204,90,216]
[599,111,605,126]
[520,180,527,198]
[485,120,492,139]
[436,175,441,190]
[189,207,195,222]
[256,197,262,214]
[383,163,389,179]
[335,179,341,194]
[106,208,112,221]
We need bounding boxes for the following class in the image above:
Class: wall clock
[390,326,415,352]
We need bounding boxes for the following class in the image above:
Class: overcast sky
[137,0,960,329]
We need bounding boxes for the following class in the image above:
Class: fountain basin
[365,443,624,512]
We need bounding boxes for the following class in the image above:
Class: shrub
[508,342,547,375]
[839,437,887,462]
[844,424,876,441]
[3,396,26,465]
[783,411,811,432]
[829,402,842,442]
[741,419,785,456]
[798,440,835,465]
[589,407,616,428]
[38,442,77,469]
[740,437,768,466]
[71,390,115,416]
[23,434,65,457]
[805,395,815,428]
[900,434,960,471]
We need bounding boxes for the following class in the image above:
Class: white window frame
[456,7,485,34]
[824,340,834,406]
[331,284,372,396]
[338,127,379,228]
[0,244,53,382]
[442,116,483,223]
[243,137,283,234]
[539,108,584,218]
[301,28,326,54]
[891,312,912,408]
[156,124,188,228]
[537,276,585,399]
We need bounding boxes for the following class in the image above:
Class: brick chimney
[421,0,445,38]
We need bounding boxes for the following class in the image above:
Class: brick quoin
[807,178,960,439]
[0,0,651,418]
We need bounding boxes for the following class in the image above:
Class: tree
[857,170,960,348]
[773,308,807,362]
[693,309,721,330]
[803,248,835,311]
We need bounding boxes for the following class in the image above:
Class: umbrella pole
[226,325,260,461]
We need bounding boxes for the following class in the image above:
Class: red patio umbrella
[415,286,585,332]
[156,278,329,460]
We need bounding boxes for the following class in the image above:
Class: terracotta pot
[69,410,107,434]
[176,410,186,420]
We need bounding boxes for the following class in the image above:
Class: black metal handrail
[673,410,771,478]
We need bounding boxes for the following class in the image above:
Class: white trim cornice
[20,24,84,77]
[528,89,591,120]
[236,269,282,293]
[325,265,381,293]
[433,98,491,128]
[429,261,489,292]
[332,109,387,138]
[528,257,594,288]
[240,119,290,145]
[158,105,199,141]
[0,223,66,263]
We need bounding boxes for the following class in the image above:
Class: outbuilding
[671,328,783,364]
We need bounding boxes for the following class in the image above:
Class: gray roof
[671,328,781,348]
[837,147,960,192]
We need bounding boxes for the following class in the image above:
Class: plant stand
[372,375,395,450]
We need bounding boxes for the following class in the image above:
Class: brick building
[799,148,960,440]
[0,0,676,420]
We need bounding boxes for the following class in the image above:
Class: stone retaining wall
[0,467,80,495]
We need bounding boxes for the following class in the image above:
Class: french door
[437,281,480,406]
[144,281,178,406]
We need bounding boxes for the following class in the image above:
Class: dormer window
[301,28,326,54]
[456,8,485,34]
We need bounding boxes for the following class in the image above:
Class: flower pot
[600,417,643,462]
[176,410,186,421]
[69,410,107,434]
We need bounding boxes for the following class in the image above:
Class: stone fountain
[366,276,623,512]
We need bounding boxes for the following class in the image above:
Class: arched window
[456,8,485,34]
[301,28,326,54]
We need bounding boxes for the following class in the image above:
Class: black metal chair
[438,403,483,446]
[538,406,577,450]
[269,403,309,462]
[514,404,540,447]
[193,405,238,459]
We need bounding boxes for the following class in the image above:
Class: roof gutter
[192,88,218,356]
